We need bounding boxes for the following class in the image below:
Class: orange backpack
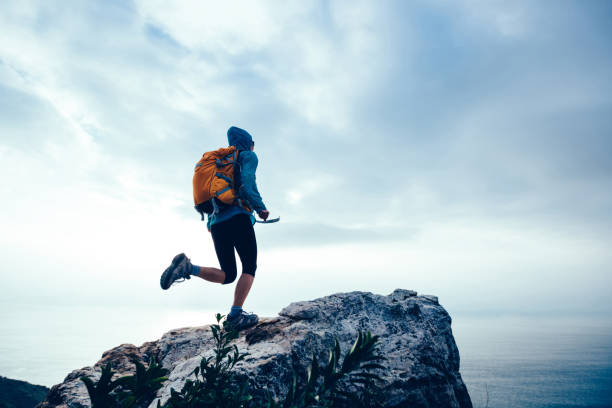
[192,146,250,219]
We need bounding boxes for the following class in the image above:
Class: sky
[1,0,611,318]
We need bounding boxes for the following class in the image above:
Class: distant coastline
[0,375,49,408]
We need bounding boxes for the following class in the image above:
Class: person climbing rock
[160,126,269,331]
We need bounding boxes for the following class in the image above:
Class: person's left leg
[233,273,254,307]
[222,214,260,330]
[232,215,258,307]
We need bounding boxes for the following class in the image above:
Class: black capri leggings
[210,214,257,284]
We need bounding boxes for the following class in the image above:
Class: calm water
[1,304,611,407]
[452,315,612,408]
[0,303,223,387]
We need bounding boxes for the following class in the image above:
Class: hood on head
[227,126,253,151]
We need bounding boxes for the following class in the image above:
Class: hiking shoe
[223,311,259,332]
[160,253,191,290]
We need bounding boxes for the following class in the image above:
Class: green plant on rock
[265,331,386,408]
[161,313,252,408]
[81,362,118,408]
[114,356,169,407]
[80,356,168,408]
[81,314,387,408]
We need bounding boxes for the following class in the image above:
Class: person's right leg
[161,217,237,289]
[207,218,239,284]
[193,266,225,283]
[190,223,232,283]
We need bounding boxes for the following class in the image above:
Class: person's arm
[238,151,267,214]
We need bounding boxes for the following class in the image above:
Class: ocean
[1,304,611,407]
[453,314,612,408]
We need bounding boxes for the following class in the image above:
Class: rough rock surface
[37,290,472,408]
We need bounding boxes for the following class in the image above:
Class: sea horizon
[1,302,611,408]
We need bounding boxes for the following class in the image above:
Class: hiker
[160,126,269,331]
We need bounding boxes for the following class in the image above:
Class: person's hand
[258,210,269,221]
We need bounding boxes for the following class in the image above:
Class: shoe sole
[160,253,187,290]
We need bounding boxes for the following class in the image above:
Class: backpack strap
[215,151,237,168]
[235,197,251,213]
[232,150,251,212]
[215,173,233,185]
[213,151,238,199]
[214,167,234,197]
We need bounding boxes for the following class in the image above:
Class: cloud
[285,173,339,205]
[135,1,306,53]
[135,0,393,131]
[448,0,529,37]
[0,0,611,315]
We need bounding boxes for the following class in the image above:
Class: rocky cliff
[38,289,472,408]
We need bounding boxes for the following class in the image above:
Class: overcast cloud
[1,0,611,315]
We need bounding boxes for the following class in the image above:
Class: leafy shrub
[80,356,168,408]
[81,314,386,408]
[265,331,386,408]
[161,313,252,408]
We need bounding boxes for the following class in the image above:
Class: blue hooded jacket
[206,126,267,229]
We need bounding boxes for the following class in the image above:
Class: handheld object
[255,216,280,224]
